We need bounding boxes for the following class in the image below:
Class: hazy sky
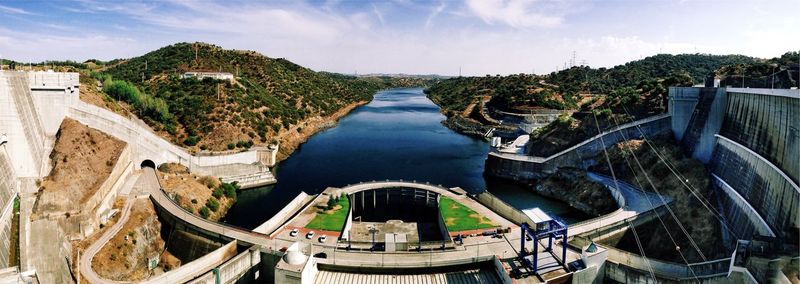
[1,0,797,76]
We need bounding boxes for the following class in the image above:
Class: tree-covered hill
[425,52,800,156]
[92,42,428,154]
[426,53,760,118]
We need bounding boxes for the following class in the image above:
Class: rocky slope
[533,168,618,217]
[91,199,176,281]
[34,118,126,216]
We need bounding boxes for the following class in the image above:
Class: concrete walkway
[568,172,671,236]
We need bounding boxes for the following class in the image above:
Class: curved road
[80,197,136,284]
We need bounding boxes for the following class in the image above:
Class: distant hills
[425,52,799,155]
[89,42,432,154]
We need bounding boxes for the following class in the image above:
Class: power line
[598,111,707,263]
[619,105,740,240]
[627,220,656,281]
[592,110,703,279]
[590,111,657,282]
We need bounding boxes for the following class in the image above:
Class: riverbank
[274,100,368,162]
[440,115,492,138]
[224,88,588,229]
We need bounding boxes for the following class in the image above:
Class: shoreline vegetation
[64,42,435,159]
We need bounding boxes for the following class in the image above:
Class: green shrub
[183,136,199,146]
[206,197,220,212]
[227,143,236,150]
[212,187,223,199]
[199,206,210,218]
[224,185,236,199]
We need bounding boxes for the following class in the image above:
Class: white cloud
[2,0,797,76]
[465,0,562,28]
[425,2,446,29]
[0,4,32,15]
[0,27,142,62]
[372,4,385,26]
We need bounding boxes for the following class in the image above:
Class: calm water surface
[223,88,587,228]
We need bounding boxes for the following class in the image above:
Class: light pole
[771,64,778,89]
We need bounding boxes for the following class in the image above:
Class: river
[223,88,587,229]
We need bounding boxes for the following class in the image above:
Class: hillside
[88,42,429,159]
[425,53,800,156]
[427,53,758,118]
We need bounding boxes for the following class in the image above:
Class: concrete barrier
[188,246,262,284]
[676,87,727,163]
[484,114,671,182]
[473,192,533,226]
[143,241,238,284]
[603,244,731,281]
[252,192,312,236]
[68,102,276,183]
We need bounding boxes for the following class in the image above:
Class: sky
[0,0,798,76]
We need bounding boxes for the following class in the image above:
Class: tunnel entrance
[140,159,156,169]
[349,187,448,243]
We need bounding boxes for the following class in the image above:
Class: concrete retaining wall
[603,242,731,281]
[710,174,775,241]
[188,246,262,284]
[67,102,275,182]
[668,87,700,141]
[252,192,311,236]
[484,114,671,182]
[143,241,238,284]
[473,192,533,226]
[84,145,133,237]
[710,135,799,240]
[676,88,727,163]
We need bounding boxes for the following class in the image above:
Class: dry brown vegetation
[35,118,126,215]
[92,199,176,281]
[158,163,234,221]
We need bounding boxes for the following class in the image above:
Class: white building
[181,71,234,81]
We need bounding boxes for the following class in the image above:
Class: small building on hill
[182,71,234,81]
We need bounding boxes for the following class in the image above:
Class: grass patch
[305,196,350,232]
[439,196,497,232]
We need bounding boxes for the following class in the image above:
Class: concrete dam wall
[669,87,799,244]
[0,149,18,268]
[718,89,799,184]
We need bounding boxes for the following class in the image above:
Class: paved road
[567,172,671,236]
[80,197,137,284]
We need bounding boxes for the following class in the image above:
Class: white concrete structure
[274,242,317,284]
[181,72,234,81]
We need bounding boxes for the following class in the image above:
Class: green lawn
[439,196,497,232]
[305,196,350,232]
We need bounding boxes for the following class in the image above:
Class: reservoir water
[223,88,587,229]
